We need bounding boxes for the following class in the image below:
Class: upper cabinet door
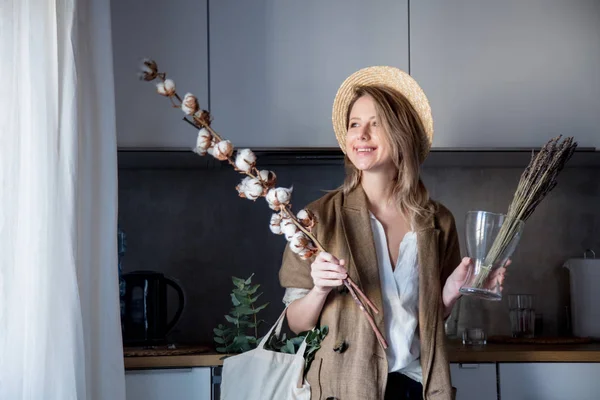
[209,1,409,148]
[411,0,600,149]
[112,0,209,149]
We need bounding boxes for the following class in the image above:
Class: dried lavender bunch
[139,59,388,349]
[473,135,577,288]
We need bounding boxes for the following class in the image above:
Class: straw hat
[332,66,433,160]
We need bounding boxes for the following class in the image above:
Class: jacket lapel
[340,187,386,344]
[416,211,441,389]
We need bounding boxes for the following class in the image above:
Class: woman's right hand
[311,252,348,294]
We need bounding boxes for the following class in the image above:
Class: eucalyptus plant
[213,274,329,376]
[213,274,268,353]
[263,325,329,375]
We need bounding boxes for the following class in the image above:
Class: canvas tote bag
[220,307,311,400]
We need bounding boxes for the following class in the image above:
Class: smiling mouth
[354,147,377,153]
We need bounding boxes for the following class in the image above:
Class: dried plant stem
[203,124,225,143]
[148,65,388,349]
[345,282,388,348]
[182,116,262,182]
[279,206,379,315]
[348,278,379,314]
[279,208,386,347]
[280,207,324,251]
[470,136,576,289]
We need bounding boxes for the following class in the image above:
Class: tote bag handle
[257,307,308,353]
[257,307,311,387]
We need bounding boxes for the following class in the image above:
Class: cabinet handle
[458,363,480,369]
[126,368,193,374]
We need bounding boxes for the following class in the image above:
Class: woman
[279,67,505,400]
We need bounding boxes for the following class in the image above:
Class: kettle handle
[584,249,596,259]
[164,277,186,333]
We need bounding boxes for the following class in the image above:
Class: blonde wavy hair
[341,85,433,223]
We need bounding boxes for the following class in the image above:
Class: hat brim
[332,66,433,160]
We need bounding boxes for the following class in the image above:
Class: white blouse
[281,213,422,382]
[369,212,422,382]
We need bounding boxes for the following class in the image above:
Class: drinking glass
[508,294,535,338]
[462,328,487,346]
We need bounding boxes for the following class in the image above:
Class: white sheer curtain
[0,0,125,399]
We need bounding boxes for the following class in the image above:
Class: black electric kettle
[120,271,185,346]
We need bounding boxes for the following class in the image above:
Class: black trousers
[384,372,423,400]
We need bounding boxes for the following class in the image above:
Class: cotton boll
[193,128,213,155]
[258,170,277,189]
[289,232,311,254]
[236,176,252,198]
[280,217,295,230]
[164,79,175,93]
[156,82,167,95]
[243,178,264,200]
[181,93,199,115]
[193,110,212,127]
[266,187,292,210]
[139,58,158,81]
[212,140,234,161]
[282,221,299,241]
[269,213,283,235]
[156,79,176,96]
[299,248,317,260]
[297,209,316,229]
[235,149,256,173]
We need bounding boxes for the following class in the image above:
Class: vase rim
[466,210,525,225]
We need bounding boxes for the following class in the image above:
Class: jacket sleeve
[278,244,314,290]
[440,210,462,287]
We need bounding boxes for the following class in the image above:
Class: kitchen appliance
[121,270,185,346]
[564,249,600,339]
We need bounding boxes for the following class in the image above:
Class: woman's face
[345,95,393,173]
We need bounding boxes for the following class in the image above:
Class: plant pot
[459,211,525,301]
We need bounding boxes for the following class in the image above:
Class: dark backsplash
[118,153,600,345]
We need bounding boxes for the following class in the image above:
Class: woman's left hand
[442,257,511,311]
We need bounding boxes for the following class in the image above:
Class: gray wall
[118,157,600,345]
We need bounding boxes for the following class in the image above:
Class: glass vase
[459,211,525,301]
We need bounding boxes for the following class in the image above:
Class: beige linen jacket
[279,186,460,400]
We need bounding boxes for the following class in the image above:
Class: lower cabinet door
[125,367,211,400]
[499,363,600,400]
[450,363,497,400]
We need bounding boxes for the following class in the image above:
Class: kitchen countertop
[124,352,224,369]
[447,340,600,363]
[124,340,600,370]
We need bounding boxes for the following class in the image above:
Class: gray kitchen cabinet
[111,0,209,149]
[450,363,497,400]
[125,367,211,400]
[499,363,600,400]
[209,0,409,149]
[411,0,600,150]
